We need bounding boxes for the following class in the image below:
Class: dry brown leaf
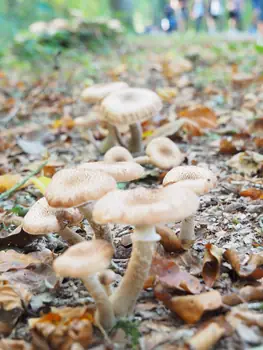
[227,151,263,176]
[0,250,46,273]
[155,224,183,252]
[0,339,33,350]
[29,306,94,350]
[240,188,263,200]
[230,309,263,328]
[224,250,263,279]
[144,254,176,289]
[219,138,244,155]
[174,251,203,276]
[185,322,225,350]
[202,243,224,288]
[0,174,24,193]
[178,105,217,130]
[249,118,263,137]
[223,285,263,306]
[168,290,222,324]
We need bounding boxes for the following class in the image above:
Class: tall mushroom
[53,240,115,330]
[45,169,116,245]
[134,137,184,170]
[101,88,163,153]
[23,198,84,245]
[81,82,129,152]
[93,186,199,317]
[163,165,217,249]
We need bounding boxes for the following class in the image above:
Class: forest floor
[0,34,263,350]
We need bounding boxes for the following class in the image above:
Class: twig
[0,160,48,201]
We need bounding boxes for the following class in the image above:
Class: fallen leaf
[0,226,37,250]
[0,174,23,193]
[168,290,222,324]
[249,118,263,137]
[30,176,51,194]
[16,137,46,155]
[178,105,217,130]
[224,250,263,279]
[230,309,263,328]
[52,115,75,130]
[144,254,175,289]
[155,224,183,252]
[202,243,224,287]
[29,306,94,349]
[227,151,263,176]
[157,87,177,102]
[174,251,203,276]
[219,138,244,155]
[0,250,41,273]
[185,322,225,350]
[240,188,263,200]
[223,285,263,306]
[0,339,33,350]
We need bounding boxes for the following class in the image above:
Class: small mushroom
[81,82,129,153]
[104,146,134,163]
[163,165,217,249]
[78,161,144,182]
[23,198,84,245]
[53,240,115,330]
[93,186,199,318]
[101,88,163,153]
[98,269,117,296]
[134,137,184,170]
[45,169,116,245]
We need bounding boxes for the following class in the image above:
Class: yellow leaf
[0,174,23,193]
[31,176,51,194]
[142,130,154,139]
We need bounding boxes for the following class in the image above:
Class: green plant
[113,318,141,349]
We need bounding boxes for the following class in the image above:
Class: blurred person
[207,0,224,32]
[164,3,178,32]
[257,0,263,45]
[178,0,189,30]
[227,0,243,31]
[250,0,260,32]
[192,0,206,32]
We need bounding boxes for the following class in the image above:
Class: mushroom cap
[163,165,217,194]
[78,161,144,182]
[23,198,83,235]
[100,88,163,125]
[93,186,199,226]
[81,82,129,103]
[53,240,114,278]
[45,168,116,208]
[146,137,184,170]
[104,146,134,163]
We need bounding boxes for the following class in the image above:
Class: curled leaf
[168,290,222,324]
[178,105,217,130]
[185,322,225,350]
[223,285,263,306]
[224,250,263,279]
[202,243,224,287]
[155,224,183,252]
[240,188,263,200]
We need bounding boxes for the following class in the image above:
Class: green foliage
[113,318,141,349]
[11,205,29,217]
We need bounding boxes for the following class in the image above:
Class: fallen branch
[0,159,48,201]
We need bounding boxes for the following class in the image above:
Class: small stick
[0,160,48,201]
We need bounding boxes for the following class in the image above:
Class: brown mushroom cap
[53,240,114,278]
[78,161,144,182]
[23,197,83,235]
[232,73,254,89]
[146,137,184,169]
[45,168,116,208]
[93,186,199,226]
[81,82,129,103]
[163,165,217,193]
[104,146,134,163]
[100,88,163,125]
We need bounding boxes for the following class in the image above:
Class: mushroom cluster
[23,157,217,333]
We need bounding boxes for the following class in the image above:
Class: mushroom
[93,186,199,317]
[78,161,144,182]
[101,88,163,153]
[23,198,84,245]
[134,137,184,170]
[45,169,116,245]
[81,82,129,152]
[98,269,117,296]
[163,165,217,249]
[53,240,115,330]
[104,146,134,163]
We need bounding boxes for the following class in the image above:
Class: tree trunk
[110,0,133,27]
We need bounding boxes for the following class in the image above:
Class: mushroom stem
[100,124,119,154]
[79,204,113,246]
[129,122,143,153]
[82,275,116,330]
[134,155,150,165]
[180,215,195,249]
[110,225,158,317]
[59,227,85,245]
